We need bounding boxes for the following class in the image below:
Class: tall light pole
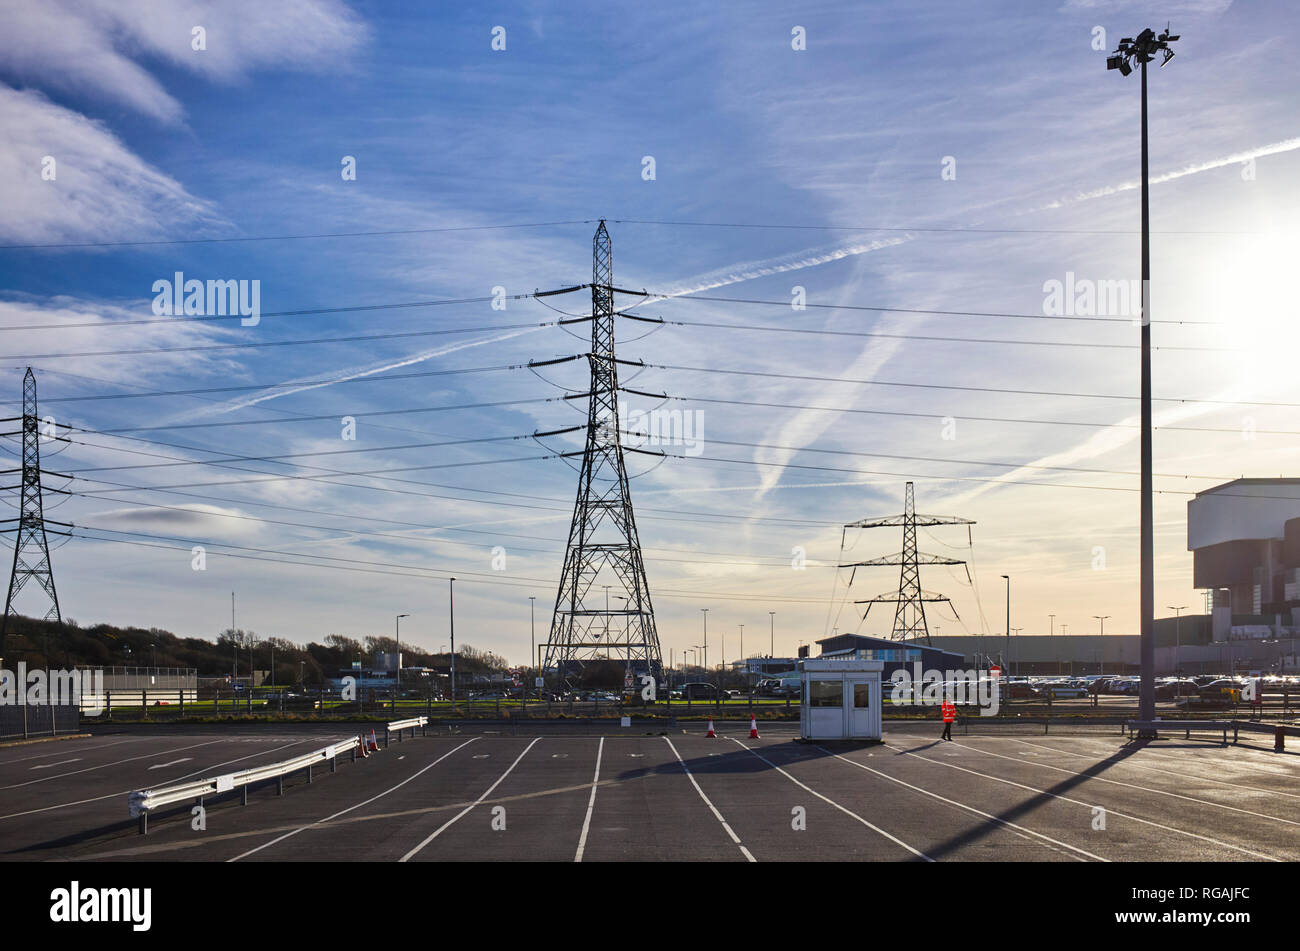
[1001,575,1010,675]
[1168,605,1186,683]
[449,578,456,707]
[769,611,775,658]
[701,608,708,677]
[394,613,409,711]
[529,596,537,699]
[1094,615,1111,676]
[1049,614,1055,637]
[1108,24,1179,732]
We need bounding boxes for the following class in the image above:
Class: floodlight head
[1118,58,1132,76]
[1161,48,1175,67]
[1107,54,1123,70]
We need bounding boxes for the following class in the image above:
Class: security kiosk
[799,659,883,741]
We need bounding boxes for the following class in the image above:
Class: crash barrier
[127,736,359,834]
[384,715,428,746]
[1123,719,1233,744]
[1229,719,1300,752]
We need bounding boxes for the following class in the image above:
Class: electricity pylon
[543,221,663,684]
[0,368,73,657]
[841,481,974,644]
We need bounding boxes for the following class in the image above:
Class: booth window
[853,683,870,708]
[810,681,842,707]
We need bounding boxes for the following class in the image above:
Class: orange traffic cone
[749,716,759,739]
[367,729,380,752]
[706,718,716,738]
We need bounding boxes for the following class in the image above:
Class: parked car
[1036,680,1089,699]
[677,682,719,700]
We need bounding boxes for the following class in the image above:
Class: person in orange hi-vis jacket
[941,697,957,741]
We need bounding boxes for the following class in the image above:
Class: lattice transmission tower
[1,368,73,657]
[840,481,974,644]
[542,221,663,684]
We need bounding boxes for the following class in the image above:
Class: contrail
[649,235,910,299]
[1037,136,1300,210]
[207,326,544,415]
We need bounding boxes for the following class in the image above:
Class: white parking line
[574,737,604,863]
[663,737,755,862]
[0,737,139,766]
[30,759,80,770]
[0,738,316,822]
[731,739,931,861]
[949,739,1300,827]
[825,746,1105,862]
[148,758,193,770]
[0,739,226,789]
[230,737,479,862]
[1003,736,1300,802]
[878,742,1280,862]
[400,738,540,862]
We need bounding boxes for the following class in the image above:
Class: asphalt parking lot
[1,724,1296,862]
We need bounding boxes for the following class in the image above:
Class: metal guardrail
[1124,719,1233,743]
[384,716,427,746]
[128,736,359,834]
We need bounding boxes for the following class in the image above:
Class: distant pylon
[1,368,73,655]
[542,221,664,684]
[840,482,975,644]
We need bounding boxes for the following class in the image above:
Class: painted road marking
[574,737,604,863]
[400,738,541,862]
[881,742,1278,862]
[664,737,755,863]
[731,739,931,861]
[229,737,479,862]
[827,746,1105,862]
[30,759,80,770]
[148,758,193,770]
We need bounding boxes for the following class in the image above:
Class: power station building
[1188,478,1300,637]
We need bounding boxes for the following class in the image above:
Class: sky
[1,0,1298,666]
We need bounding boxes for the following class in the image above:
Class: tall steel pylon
[840,482,975,644]
[1,368,73,657]
[543,221,663,683]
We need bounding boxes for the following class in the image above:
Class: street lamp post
[449,578,456,708]
[1093,616,1111,676]
[394,613,409,711]
[1107,24,1179,732]
[769,611,775,658]
[1168,605,1187,687]
[529,596,536,699]
[701,608,708,678]
[1001,575,1011,678]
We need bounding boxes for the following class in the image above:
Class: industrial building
[816,633,964,679]
[1188,478,1300,634]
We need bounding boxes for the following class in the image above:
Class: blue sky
[1,0,1299,664]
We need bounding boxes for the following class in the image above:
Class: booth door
[808,678,844,739]
[847,680,873,737]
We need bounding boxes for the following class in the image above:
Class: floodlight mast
[1106,24,1179,738]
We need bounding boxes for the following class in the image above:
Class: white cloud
[0,0,367,123]
[0,87,221,247]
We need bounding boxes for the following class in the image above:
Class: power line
[636,293,1219,327]
[69,529,839,604]
[609,217,1264,237]
[0,219,597,251]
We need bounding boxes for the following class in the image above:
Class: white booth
[799,659,883,741]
